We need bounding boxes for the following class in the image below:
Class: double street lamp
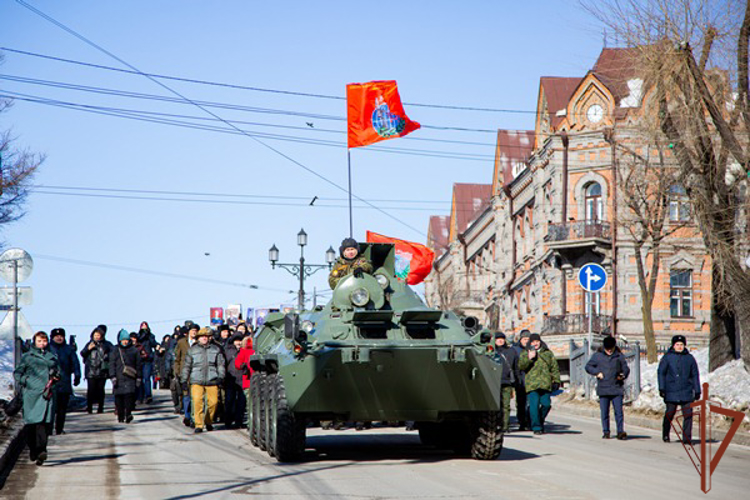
[269,229,336,310]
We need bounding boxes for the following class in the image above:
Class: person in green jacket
[518,333,561,435]
[14,331,61,465]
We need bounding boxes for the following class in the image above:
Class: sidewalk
[552,394,750,447]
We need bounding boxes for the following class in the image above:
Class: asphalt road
[3,391,749,499]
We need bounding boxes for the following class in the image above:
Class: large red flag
[347,81,420,148]
[366,231,435,285]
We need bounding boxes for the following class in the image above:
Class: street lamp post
[269,229,336,310]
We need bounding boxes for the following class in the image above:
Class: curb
[553,400,750,447]
[0,418,25,488]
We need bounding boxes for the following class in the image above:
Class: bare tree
[0,53,43,234]
[585,0,750,369]
[615,138,687,362]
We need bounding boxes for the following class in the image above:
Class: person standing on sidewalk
[182,327,225,433]
[512,330,531,431]
[585,336,630,440]
[49,328,81,435]
[14,331,60,465]
[658,334,701,444]
[519,333,561,435]
[81,326,111,414]
[110,329,143,423]
[491,332,519,433]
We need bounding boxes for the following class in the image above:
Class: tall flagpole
[347,149,353,237]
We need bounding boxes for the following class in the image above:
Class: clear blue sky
[0,0,605,337]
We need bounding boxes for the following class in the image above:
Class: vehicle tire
[265,372,277,457]
[469,411,503,460]
[272,374,306,462]
[249,374,259,446]
[257,372,267,451]
[417,422,441,447]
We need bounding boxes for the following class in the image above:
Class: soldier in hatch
[328,238,374,289]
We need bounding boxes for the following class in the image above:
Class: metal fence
[542,313,613,335]
[546,220,612,242]
[568,339,641,402]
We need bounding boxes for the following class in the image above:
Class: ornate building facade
[425,47,712,363]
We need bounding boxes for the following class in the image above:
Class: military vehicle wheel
[469,411,503,460]
[265,372,278,457]
[417,423,441,447]
[248,374,259,446]
[271,375,306,462]
[257,372,268,451]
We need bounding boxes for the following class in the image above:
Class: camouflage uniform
[519,343,561,433]
[519,346,560,393]
[328,256,373,289]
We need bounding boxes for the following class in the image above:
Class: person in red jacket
[234,336,255,429]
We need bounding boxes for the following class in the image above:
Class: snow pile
[633,348,750,426]
[0,339,14,401]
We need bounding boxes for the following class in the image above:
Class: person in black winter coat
[658,335,701,443]
[585,336,630,440]
[110,329,144,423]
[49,328,81,435]
[222,333,245,429]
[155,335,171,389]
[137,321,158,404]
[81,326,111,413]
[512,330,531,430]
[491,332,519,433]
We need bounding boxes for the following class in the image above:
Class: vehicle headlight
[350,288,370,307]
[300,320,314,334]
[375,274,389,289]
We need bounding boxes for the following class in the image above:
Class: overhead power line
[34,253,297,292]
[0,75,499,134]
[0,90,495,161]
[0,46,538,115]
[14,0,428,237]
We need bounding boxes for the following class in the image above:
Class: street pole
[298,247,305,311]
[347,149,353,238]
[588,292,594,356]
[13,260,19,368]
[313,287,317,309]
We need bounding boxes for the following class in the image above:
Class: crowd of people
[13,319,256,464]
[8,239,701,466]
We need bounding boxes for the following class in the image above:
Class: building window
[670,270,693,317]
[669,185,691,222]
[585,182,603,222]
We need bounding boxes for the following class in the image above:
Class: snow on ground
[633,347,750,425]
[0,340,14,401]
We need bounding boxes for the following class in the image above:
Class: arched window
[585,182,603,222]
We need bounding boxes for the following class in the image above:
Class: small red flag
[347,80,420,148]
[366,231,435,285]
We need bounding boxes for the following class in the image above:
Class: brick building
[425,47,711,362]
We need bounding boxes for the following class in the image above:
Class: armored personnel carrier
[248,242,504,461]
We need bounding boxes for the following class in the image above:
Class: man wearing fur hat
[658,334,700,444]
[182,327,225,433]
[585,336,630,439]
[328,238,373,289]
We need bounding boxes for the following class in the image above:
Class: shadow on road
[542,422,582,435]
[48,453,124,466]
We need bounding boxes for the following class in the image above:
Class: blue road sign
[578,263,607,293]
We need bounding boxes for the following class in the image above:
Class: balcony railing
[542,314,613,335]
[546,221,611,242]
